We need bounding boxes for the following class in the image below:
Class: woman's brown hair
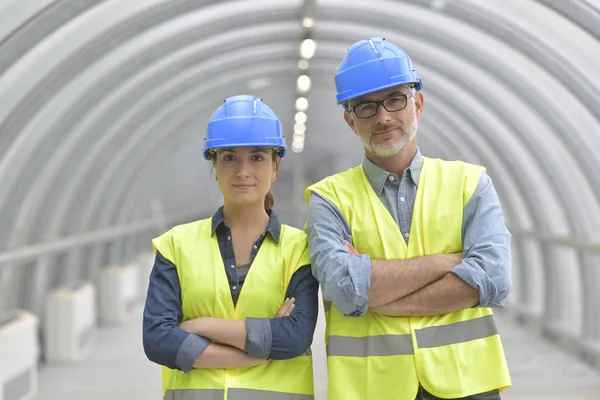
[264,148,280,210]
[264,191,275,210]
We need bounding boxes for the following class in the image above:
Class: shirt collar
[210,206,281,243]
[362,148,423,195]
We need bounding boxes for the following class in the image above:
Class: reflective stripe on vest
[164,388,314,400]
[229,389,314,400]
[164,389,223,400]
[327,334,413,356]
[415,314,498,348]
[327,315,498,357]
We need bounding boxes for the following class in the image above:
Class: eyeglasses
[349,93,414,119]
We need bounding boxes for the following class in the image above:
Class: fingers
[278,302,294,317]
[285,298,296,315]
[277,297,296,317]
[286,303,296,315]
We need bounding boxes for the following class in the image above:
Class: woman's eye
[223,154,235,161]
[253,155,264,161]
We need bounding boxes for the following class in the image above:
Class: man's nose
[374,103,392,124]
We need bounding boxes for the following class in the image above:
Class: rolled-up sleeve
[244,318,272,360]
[452,173,512,307]
[245,265,319,359]
[306,192,371,317]
[142,251,210,373]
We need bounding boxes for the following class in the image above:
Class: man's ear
[344,110,358,135]
[415,91,425,120]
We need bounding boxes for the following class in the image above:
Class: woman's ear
[272,155,280,181]
[211,157,217,180]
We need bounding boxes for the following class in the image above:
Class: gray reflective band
[229,388,314,399]
[326,315,499,357]
[415,315,498,348]
[323,300,332,313]
[327,334,414,357]
[164,389,314,400]
[164,389,224,400]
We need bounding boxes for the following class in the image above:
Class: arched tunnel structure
[0,1,599,399]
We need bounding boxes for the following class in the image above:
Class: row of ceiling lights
[292,17,316,154]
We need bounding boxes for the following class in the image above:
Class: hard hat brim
[203,141,287,160]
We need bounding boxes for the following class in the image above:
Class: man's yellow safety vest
[152,218,315,400]
[305,157,511,400]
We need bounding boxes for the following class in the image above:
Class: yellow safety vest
[152,218,315,400]
[305,156,511,400]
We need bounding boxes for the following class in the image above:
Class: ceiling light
[298,59,310,70]
[297,75,311,93]
[302,18,314,28]
[300,39,317,60]
[295,112,307,124]
[296,97,309,111]
[294,123,306,133]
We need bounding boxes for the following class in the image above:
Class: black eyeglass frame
[347,91,416,119]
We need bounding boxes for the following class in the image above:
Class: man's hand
[276,297,296,318]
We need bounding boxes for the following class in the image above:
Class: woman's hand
[177,297,296,346]
[276,297,296,318]
[178,298,296,336]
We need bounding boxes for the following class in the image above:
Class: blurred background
[0,0,599,399]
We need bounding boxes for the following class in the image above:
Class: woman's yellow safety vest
[152,218,314,400]
[305,157,511,400]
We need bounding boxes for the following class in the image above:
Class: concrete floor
[37,301,600,400]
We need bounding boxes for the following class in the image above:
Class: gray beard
[362,114,418,158]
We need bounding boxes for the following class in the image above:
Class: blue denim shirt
[143,208,319,373]
[306,149,512,317]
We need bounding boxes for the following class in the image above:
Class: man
[305,37,512,400]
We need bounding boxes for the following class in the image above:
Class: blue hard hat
[203,95,286,160]
[335,38,422,104]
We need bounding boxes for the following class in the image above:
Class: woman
[143,95,319,399]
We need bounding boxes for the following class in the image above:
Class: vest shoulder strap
[152,218,211,265]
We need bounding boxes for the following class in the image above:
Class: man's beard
[361,112,418,158]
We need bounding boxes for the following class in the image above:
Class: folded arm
[370,272,478,316]
[143,251,212,372]
[367,251,462,308]
[180,265,319,360]
[191,343,266,369]
[371,173,512,316]
[142,251,265,372]
[306,193,460,315]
